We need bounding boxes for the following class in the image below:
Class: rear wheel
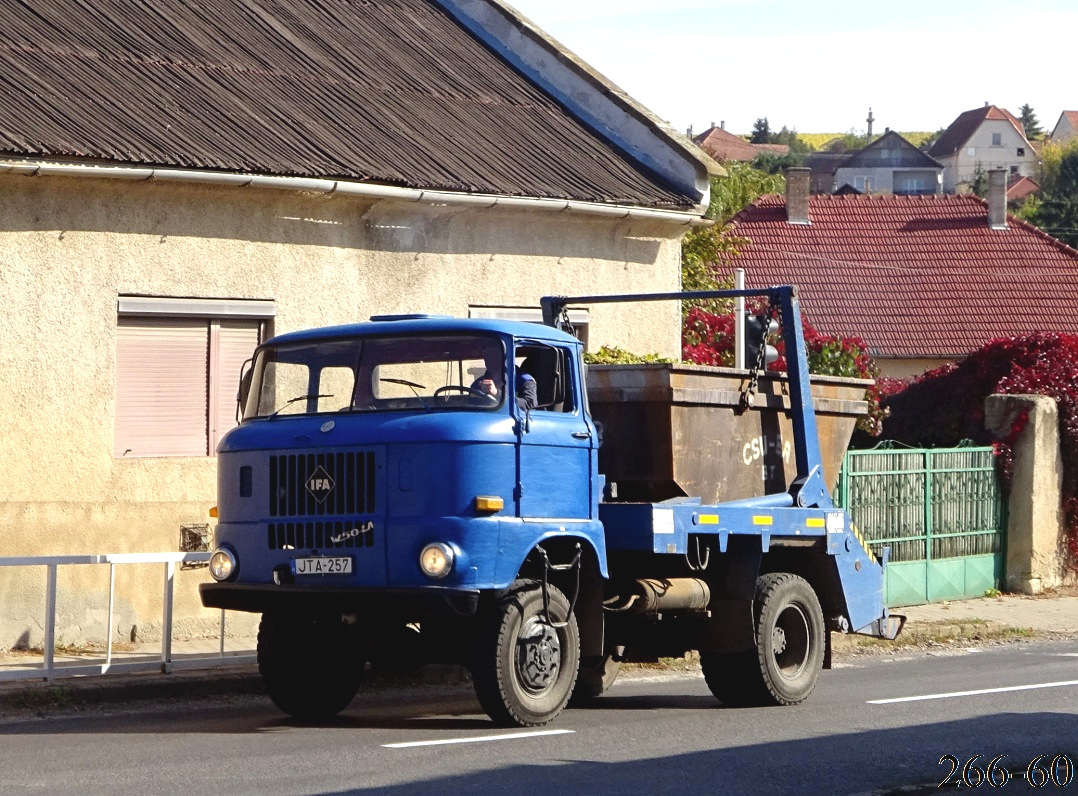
[472,579,579,727]
[257,611,364,719]
[702,573,824,707]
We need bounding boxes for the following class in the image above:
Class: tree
[1019,103,1043,140]
[1031,150,1078,248]
[753,152,803,174]
[770,125,812,154]
[750,117,771,144]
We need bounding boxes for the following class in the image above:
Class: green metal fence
[835,445,1005,607]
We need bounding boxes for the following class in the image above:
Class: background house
[693,122,789,162]
[1049,111,1078,144]
[929,105,1037,193]
[727,169,1078,378]
[0,0,716,647]
[832,131,943,195]
[803,152,850,194]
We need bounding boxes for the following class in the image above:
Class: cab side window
[516,345,573,413]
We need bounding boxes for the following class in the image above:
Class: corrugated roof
[0,0,694,208]
[730,193,1078,358]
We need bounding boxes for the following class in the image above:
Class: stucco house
[1049,111,1078,144]
[928,105,1037,193]
[832,131,943,195]
[727,169,1078,379]
[0,0,717,648]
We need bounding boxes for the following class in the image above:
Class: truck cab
[201,314,606,725]
[203,314,605,609]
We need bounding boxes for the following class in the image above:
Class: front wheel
[471,579,580,727]
[257,611,365,719]
[702,573,825,707]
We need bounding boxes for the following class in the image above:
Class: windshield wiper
[379,378,431,412]
[267,393,333,419]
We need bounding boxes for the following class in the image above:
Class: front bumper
[199,582,480,618]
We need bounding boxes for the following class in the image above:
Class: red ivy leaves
[885,333,1078,569]
[681,306,885,435]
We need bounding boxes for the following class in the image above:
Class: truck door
[515,342,595,519]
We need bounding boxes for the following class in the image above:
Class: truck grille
[269,452,376,518]
[267,519,376,551]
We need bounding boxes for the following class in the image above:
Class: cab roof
[265,315,580,347]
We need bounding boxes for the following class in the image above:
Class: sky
[504,0,1078,137]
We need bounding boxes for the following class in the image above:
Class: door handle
[571,431,591,439]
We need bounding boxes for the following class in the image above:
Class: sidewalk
[897,588,1078,635]
[0,589,1075,714]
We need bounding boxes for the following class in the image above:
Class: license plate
[293,556,353,575]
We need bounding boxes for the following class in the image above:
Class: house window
[1018,147,1025,156]
[854,176,873,192]
[115,297,274,457]
[1010,165,1019,174]
[991,133,1002,146]
[468,306,590,349]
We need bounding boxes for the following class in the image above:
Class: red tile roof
[693,126,789,162]
[1007,175,1040,202]
[929,105,1027,158]
[729,193,1078,358]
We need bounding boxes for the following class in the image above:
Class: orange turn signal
[474,496,504,512]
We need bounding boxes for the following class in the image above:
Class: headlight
[419,542,455,580]
[209,548,237,581]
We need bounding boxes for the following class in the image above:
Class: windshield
[242,333,506,419]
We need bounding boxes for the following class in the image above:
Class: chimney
[988,169,1007,230]
[785,168,811,225]
[720,120,725,130]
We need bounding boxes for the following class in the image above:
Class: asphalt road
[0,640,1075,795]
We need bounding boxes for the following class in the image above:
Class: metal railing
[0,552,255,683]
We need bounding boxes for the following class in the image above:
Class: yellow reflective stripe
[805,517,826,528]
[752,516,772,526]
[697,514,719,525]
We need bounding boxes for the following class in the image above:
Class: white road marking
[384,729,575,748]
[868,679,1078,704]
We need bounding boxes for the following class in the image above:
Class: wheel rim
[515,616,561,694]
[771,603,811,680]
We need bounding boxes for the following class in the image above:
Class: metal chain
[738,294,777,413]
[558,307,576,337]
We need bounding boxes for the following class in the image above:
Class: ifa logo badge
[305,465,335,503]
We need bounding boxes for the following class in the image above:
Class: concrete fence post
[984,394,1065,594]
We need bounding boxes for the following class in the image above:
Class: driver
[472,356,536,411]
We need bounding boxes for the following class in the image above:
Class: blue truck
[200,285,902,727]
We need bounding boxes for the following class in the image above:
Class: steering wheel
[433,385,498,404]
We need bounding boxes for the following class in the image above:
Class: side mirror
[236,360,254,424]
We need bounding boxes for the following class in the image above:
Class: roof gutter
[0,159,710,227]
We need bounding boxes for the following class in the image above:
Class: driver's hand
[476,378,498,397]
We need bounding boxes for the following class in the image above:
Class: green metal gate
[835,445,1005,607]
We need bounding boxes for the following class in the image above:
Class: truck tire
[257,611,364,719]
[701,573,825,707]
[472,579,580,727]
[569,651,623,705]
